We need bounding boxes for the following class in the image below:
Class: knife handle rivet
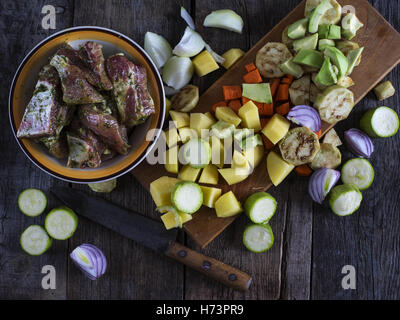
[178,250,187,258]
[229,274,237,281]
[202,261,211,270]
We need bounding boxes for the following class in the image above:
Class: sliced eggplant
[322,128,342,147]
[310,143,341,170]
[289,74,311,106]
[256,42,293,78]
[170,85,199,112]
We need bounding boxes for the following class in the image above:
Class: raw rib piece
[17,65,63,139]
[79,41,113,91]
[106,53,155,128]
[50,48,104,105]
[79,104,130,155]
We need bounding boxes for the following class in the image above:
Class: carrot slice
[281,75,294,85]
[316,130,322,139]
[295,165,313,177]
[270,78,281,98]
[260,117,270,128]
[222,85,242,100]
[259,103,274,116]
[245,63,257,72]
[276,102,290,116]
[228,99,242,113]
[262,134,275,150]
[212,101,227,113]
[275,84,289,102]
[243,69,263,84]
[241,96,251,105]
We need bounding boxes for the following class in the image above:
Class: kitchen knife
[51,187,252,291]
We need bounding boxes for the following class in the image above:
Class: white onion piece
[162,56,194,90]
[144,32,172,69]
[173,27,205,57]
[204,43,226,64]
[203,9,244,33]
[181,6,195,29]
[70,244,107,280]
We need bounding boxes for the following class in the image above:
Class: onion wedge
[203,9,244,33]
[173,27,205,57]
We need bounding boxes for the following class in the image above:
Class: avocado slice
[346,47,364,75]
[318,25,330,39]
[328,25,341,39]
[280,58,304,79]
[293,34,319,52]
[293,49,324,69]
[324,46,349,78]
[308,0,334,34]
[318,39,335,51]
[342,13,364,40]
[315,57,338,87]
[288,18,309,40]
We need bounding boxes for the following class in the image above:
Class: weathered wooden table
[1,0,399,300]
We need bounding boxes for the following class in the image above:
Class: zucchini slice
[171,181,203,214]
[18,188,47,217]
[243,224,274,253]
[182,138,212,168]
[341,158,374,191]
[45,206,78,240]
[20,225,52,256]
[244,192,277,224]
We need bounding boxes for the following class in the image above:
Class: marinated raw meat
[79,104,130,155]
[79,41,113,91]
[106,54,155,128]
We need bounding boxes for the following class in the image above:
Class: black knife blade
[51,187,178,254]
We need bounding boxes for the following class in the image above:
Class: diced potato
[179,127,198,144]
[161,212,181,230]
[210,136,226,169]
[198,164,219,185]
[243,144,265,168]
[200,186,222,208]
[214,191,243,217]
[169,110,190,128]
[192,50,219,77]
[164,127,181,148]
[261,114,290,144]
[218,163,251,185]
[267,151,294,187]
[232,150,248,168]
[221,48,245,69]
[204,112,216,124]
[215,106,242,127]
[164,145,179,174]
[238,101,261,131]
[150,176,180,207]
[178,165,201,182]
[165,97,172,120]
[190,113,215,136]
[374,81,395,101]
[178,211,193,224]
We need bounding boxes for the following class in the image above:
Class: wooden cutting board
[132,0,400,248]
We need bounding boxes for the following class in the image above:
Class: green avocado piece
[280,58,304,79]
[293,34,319,52]
[318,25,330,39]
[318,39,335,51]
[292,49,324,69]
[341,13,364,40]
[328,25,341,39]
[288,18,309,40]
[324,46,349,78]
[309,0,334,34]
[346,47,364,75]
[315,57,338,87]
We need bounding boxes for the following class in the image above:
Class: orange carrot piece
[270,78,281,97]
[262,134,275,150]
[260,117,270,128]
[275,84,289,102]
[228,99,242,113]
[259,103,274,116]
[222,85,242,100]
[243,69,263,84]
[241,96,251,105]
[245,63,257,72]
[281,75,294,85]
[212,101,227,113]
[276,102,290,116]
[295,165,313,177]
[316,130,322,139]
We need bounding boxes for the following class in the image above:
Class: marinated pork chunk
[106,54,155,128]
[50,48,104,105]
[79,41,113,91]
[17,65,64,139]
[78,104,130,155]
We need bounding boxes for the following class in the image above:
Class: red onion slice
[287,105,322,133]
[344,128,374,158]
[70,244,107,280]
[308,168,341,204]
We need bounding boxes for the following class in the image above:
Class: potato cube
[243,144,265,168]
[164,145,179,174]
[165,97,172,120]
[214,191,243,217]
[192,50,219,77]
[267,151,294,186]
[238,101,261,131]
[261,114,290,144]
[218,163,251,185]
[178,165,201,182]
[150,176,180,207]
[215,106,242,127]
[161,212,181,230]
[204,112,216,124]
[179,127,198,144]
[164,127,180,148]
[210,136,225,168]
[200,186,222,208]
[190,113,215,136]
[374,81,395,101]
[178,212,193,224]
[198,164,219,185]
[232,150,248,168]
[169,110,189,128]
[221,48,245,69]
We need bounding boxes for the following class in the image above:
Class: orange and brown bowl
[9,26,165,183]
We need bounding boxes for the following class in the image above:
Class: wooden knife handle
[165,241,252,292]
